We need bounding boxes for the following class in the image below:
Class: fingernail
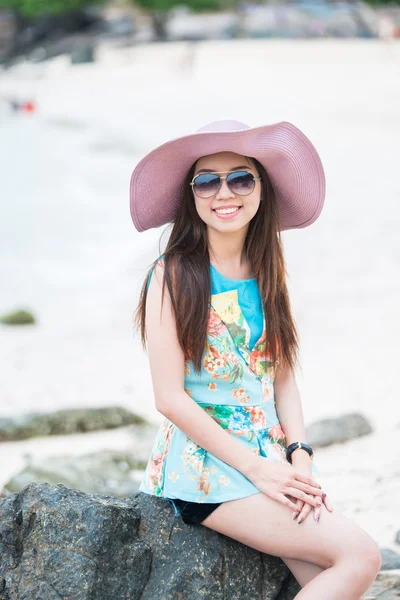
[315,515,320,523]
[322,493,326,499]
[297,519,302,525]
[292,513,297,520]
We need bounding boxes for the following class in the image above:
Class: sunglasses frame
[190,169,262,198]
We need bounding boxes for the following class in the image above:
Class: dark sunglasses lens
[227,171,255,195]
[193,173,220,197]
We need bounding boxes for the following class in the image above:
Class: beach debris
[0,309,35,325]
[0,95,36,113]
[306,413,373,448]
[0,406,150,442]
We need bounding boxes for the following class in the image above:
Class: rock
[4,449,147,497]
[0,482,301,599]
[396,530,400,545]
[0,406,149,442]
[0,309,35,325]
[0,483,150,599]
[306,413,373,448]
[364,569,400,599]
[70,43,95,64]
[380,548,400,570]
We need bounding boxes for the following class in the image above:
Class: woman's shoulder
[152,253,166,272]
[146,254,165,290]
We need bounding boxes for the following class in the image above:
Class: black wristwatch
[286,442,314,464]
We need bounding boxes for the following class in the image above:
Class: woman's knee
[357,538,382,579]
[336,531,382,583]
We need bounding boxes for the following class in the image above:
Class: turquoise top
[147,256,263,350]
[140,255,323,504]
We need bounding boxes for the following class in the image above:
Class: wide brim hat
[130,120,325,232]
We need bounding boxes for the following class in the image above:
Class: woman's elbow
[154,392,179,418]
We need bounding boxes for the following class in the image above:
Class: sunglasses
[190,170,261,199]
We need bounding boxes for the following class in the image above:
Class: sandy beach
[1,38,399,550]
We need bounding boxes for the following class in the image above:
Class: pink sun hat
[129,119,326,233]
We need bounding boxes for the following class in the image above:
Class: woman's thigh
[201,492,380,571]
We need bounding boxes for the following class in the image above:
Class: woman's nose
[215,178,234,199]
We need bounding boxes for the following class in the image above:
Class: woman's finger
[314,498,321,523]
[314,492,333,522]
[285,487,323,508]
[296,500,312,525]
[289,480,324,498]
[322,493,334,512]
[291,498,304,521]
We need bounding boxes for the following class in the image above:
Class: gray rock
[396,530,400,545]
[0,406,149,442]
[364,569,400,599]
[0,482,301,599]
[306,413,373,448]
[0,483,150,599]
[3,449,147,497]
[70,44,95,64]
[380,549,400,570]
[0,309,35,325]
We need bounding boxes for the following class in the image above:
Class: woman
[131,120,381,598]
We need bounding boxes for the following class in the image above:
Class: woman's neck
[208,229,253,280]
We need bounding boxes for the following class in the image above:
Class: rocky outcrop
[0,406,149,442]
[306,413,373,447]
[380,548,400,570]
[365,570,400,599]
[0,483,398,599]
[0,482,300,599]
[4,449,148,497]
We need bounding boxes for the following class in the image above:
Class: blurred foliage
[133,0,220,12]
[364,0,400,4]
[0,309,35,325]
[0,0,104,18]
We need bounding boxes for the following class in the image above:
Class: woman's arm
[274,362,313,470]
[145,258,261,479]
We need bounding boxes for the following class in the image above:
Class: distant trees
[0,0,101,18]
[0,0,103,57]
[363,0,400,4]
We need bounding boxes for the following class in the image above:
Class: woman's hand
[247,456,324,513]
[289,470,334,524]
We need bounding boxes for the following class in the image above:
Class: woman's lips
[213,206,242,219]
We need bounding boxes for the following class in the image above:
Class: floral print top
[139,259,323,503]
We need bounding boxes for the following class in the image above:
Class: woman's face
[191,152,261,233]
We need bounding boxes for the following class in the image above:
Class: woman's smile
[213,205,243,219]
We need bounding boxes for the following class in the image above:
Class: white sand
[1,39,399,550]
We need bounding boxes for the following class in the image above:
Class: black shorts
[167,498,221,526]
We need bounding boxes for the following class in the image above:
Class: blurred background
[0,0,399,563]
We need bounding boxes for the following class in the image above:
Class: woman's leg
[281,557,363,600]
[280,557,324,587]
[201,492,381,600]
[279,495,326,587]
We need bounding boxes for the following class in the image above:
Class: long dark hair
[133,157,300,374]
